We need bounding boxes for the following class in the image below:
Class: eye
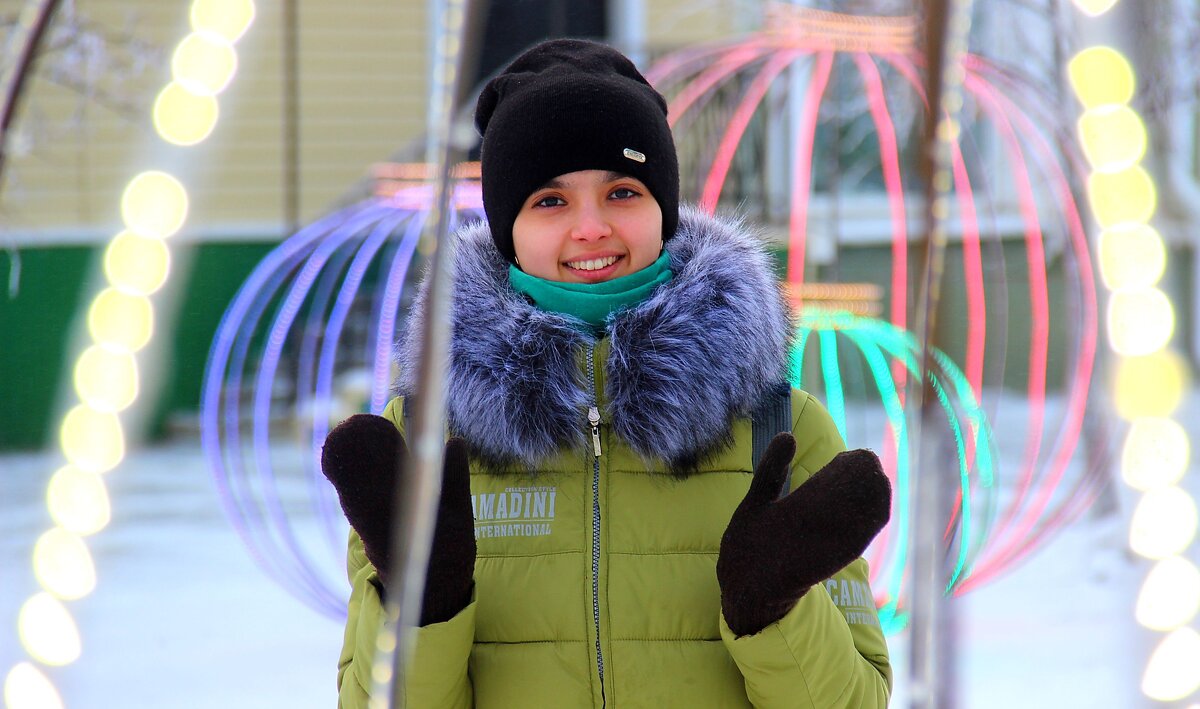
[532,194,566,208]
[610,186,641,200]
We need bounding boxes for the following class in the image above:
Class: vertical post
[610,0,646,68]
[908,0,974,707]
[368,1,485,707]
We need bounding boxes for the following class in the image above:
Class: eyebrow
[538,171,631,190]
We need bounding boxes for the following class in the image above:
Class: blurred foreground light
[1113,350,1189,420]
[74,345,139,413]
[172,31,237,96]
[1098,224,1166,290]
[1142,627,1200,701]
[1121,418,1190,491]
[1068,46,1135,108]
[4,662,63,709]
[153,82,219,146]
[121,171,188,239]
[190,0,256,43]
[60,405,125,474]
[104,231,171,295]
[1129,487,1199,560]
[1086,165,1157,228]
[1071,0,1118,17]
[1106,287,1175,357]
[46,466,111,535]
[88,288,153,353]
[17,593,81,666]
[1076,105,1146,171]
[33,529,96,600]
[1136,557,1200,631]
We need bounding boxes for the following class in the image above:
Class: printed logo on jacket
[472,486,557,539]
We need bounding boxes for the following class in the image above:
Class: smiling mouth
[565,255,623,272]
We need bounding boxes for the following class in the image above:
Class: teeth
[568,255,620,271]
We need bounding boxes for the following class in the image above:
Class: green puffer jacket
[336,208,891,707]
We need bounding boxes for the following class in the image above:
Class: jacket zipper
[586,343,606,706]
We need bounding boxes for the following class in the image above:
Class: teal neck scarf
[509,252,673,331]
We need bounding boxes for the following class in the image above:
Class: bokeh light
[32,529,96,600]
[1068,46,1135,108]
[1076,105,1147,171]
[1113,350,1189,420]
[1086,165,1157,228]
[1136,557,1200,631]
[104,231,171,295]
[120,171,189,240]
[3,663,64,709]
[153,82,220,146]
[1106,287,1175,357]
[1072,0,1120,17]
[190,0,256,43]
[73,345,139,413]
[1129,487,1199,560]
[1098,224,1166,290]
[1121,418,1190,491]
[17,594,81,666]
[59,405,125,474]
[87,288,154,353]
[171,31,237,96]
[1143,628,1200,701]
[46,466,112,536]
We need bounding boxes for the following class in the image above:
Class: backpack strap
[750,382,794,496]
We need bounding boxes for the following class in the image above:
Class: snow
[3,393,1198,708]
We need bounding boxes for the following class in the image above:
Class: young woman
[321,38,893,708]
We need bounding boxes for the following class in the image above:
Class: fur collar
[397,205,792,468]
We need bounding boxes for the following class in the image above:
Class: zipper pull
[588,406,602,457]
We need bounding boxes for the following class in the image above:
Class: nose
[570,202,612,242]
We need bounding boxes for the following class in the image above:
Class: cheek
[512,221,564,277]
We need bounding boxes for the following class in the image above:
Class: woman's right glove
[717,433,892,637]
[320,413,476,626]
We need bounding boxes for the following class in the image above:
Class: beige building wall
[3,0,429,244]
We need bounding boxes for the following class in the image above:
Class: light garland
[2,2,256,707]
[1066,1,1199,703]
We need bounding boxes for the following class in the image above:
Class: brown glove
[320,413,476,626]
[717,433,891,637]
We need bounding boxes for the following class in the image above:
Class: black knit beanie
[474,38,680,263]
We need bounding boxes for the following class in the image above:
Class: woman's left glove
[320,414,476,626]
[717,433,892,637]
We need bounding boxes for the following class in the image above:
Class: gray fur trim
[397,205,792,466]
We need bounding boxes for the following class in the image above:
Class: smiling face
[511,170,663,283]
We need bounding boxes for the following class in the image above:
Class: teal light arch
[792,310,999,635]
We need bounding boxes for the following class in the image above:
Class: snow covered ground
[3,392,1198,708]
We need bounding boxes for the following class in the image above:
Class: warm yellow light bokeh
[1071,0,1119,17]
[121,171,189,239]
[1143,627,1200,701]
[88,288,154,353]
[1086,166,1157,228]
[1113,350,1190,420]
[172,31,238,96]
[33,529,97,600]
[1136,557,1200,631]
[1122,418,1190,491]
[46,466,111,536]
[74,345,139,413]
[17,593,81,666]
[1077,105,1147,171]
[1098,224,1166,290]
[190,0,256,43]
[1107,287,1175,357]
[60,405,125,474]
[1129,487,1199,560]
[154,82,220,146]
[1068,46,1135,108]
[4,663,64,709]
[104,231,171,296]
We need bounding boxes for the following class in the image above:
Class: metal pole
[908,0,974,707]
[367,1,485,707]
